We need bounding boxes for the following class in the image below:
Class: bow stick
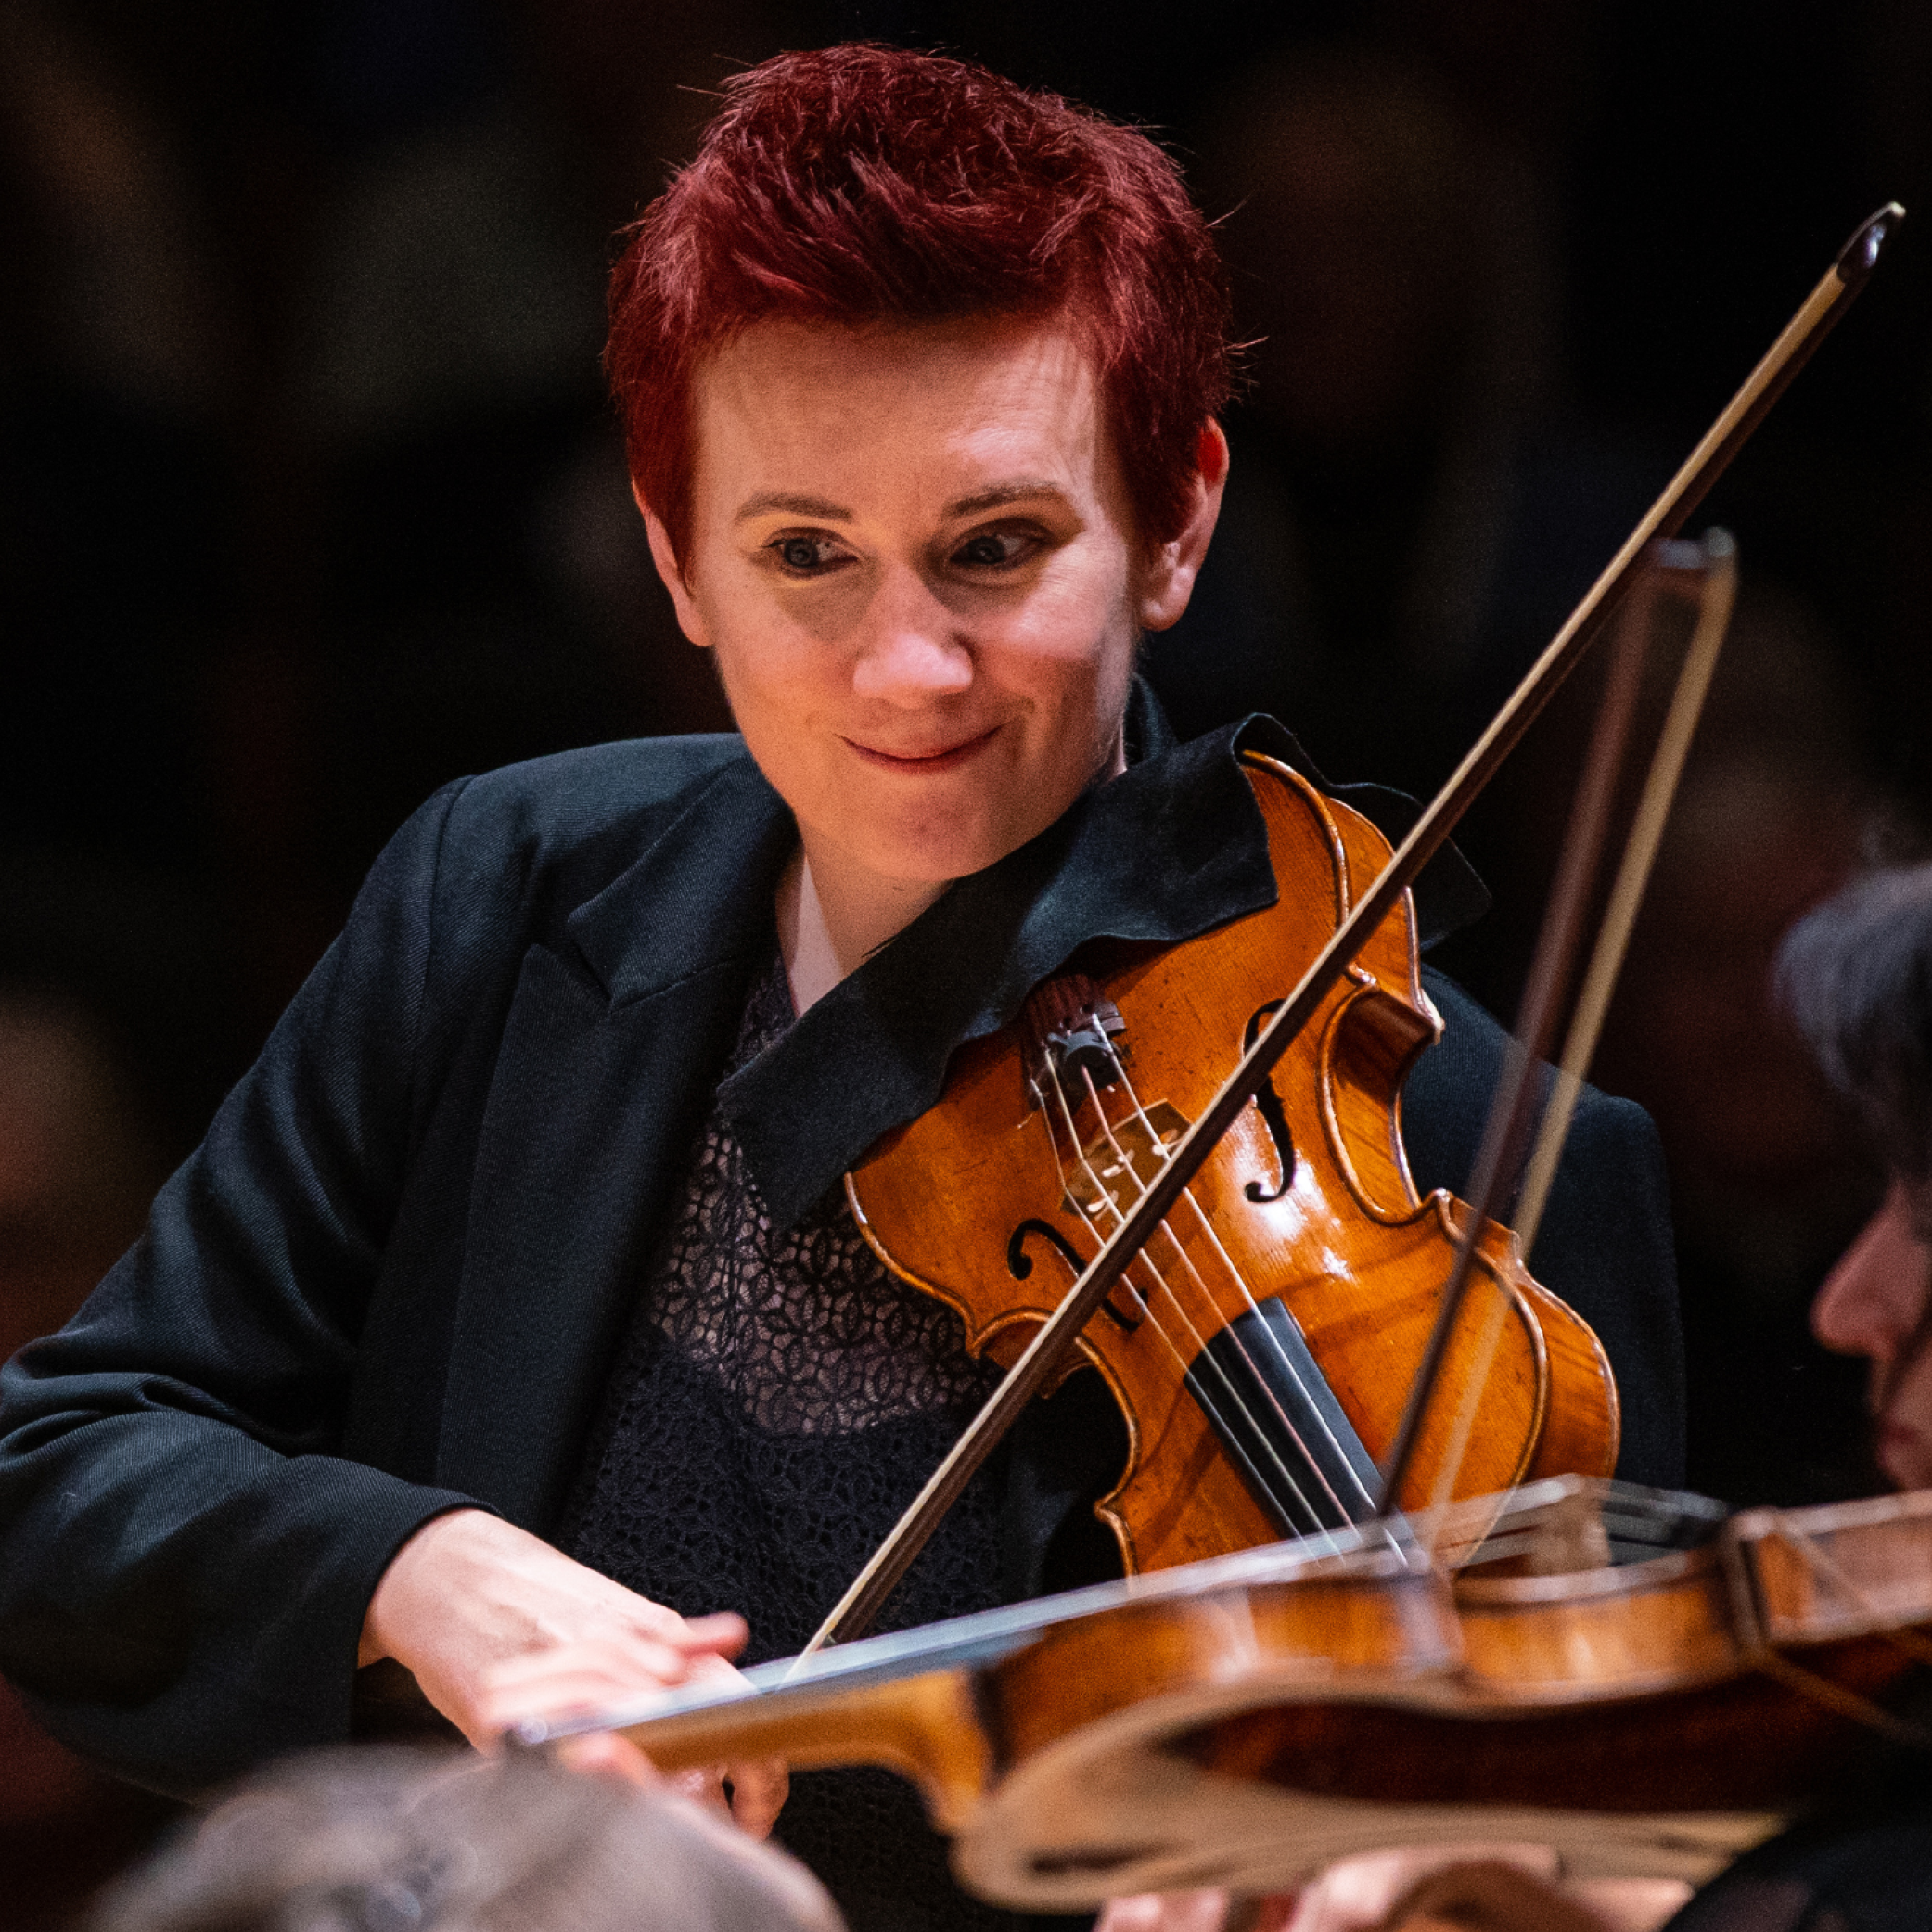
[802,202,1902,1656]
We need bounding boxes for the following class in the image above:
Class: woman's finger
[483,1632,694,1695]
[675,1610,750,1657]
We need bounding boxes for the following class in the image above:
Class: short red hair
[606,45,1233,564]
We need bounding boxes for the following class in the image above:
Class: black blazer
[0,720,1683,1797]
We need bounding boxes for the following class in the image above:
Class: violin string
[1065,1056,1353,1528]
[1036,1066,1288,1452]
[1069,1059,1280,1351]
[1070,1062,1349,1519]
[1091,1043,1376,1520]
[1035,1064,1328,1527]
[1030,1071,1242,1394]
[1056,1059,1298,1413]
[1030,1081,1331,1534]
[1039,1061,1237,1371]
[1097,1040,1378,1516]
[1086,1050,1286,1330]
[1030,1069,1190,1341]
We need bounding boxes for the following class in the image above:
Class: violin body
[848,752,1619,1567]
[544,1479,1932,1912]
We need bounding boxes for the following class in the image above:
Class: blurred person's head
[1780,862,1932,1489]
[601,45,1232,911]
[91,1746,843,1932]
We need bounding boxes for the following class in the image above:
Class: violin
[848,749,1619,1572]
[521,1477,1932,1912]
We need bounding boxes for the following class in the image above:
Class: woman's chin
[858,824,1034,890]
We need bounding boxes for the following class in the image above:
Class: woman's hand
[359,1508,789,1834]
[477,1638,789,1834]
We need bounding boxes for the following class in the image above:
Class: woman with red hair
[0,45,1683,1931]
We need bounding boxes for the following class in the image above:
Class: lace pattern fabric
[644,955,999,1438]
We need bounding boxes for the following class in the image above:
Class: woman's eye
[953,531,1037,569]
[769,534,846,574]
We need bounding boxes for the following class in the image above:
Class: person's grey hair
[90,1747,844,1932]
[1777,860,1932,1179]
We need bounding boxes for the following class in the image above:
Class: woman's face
[1812,1173,1932,1490]
[642,314,1221,899]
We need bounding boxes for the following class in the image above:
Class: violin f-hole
[1242,1002,1296,1203]
[1007,1219,1140,1331]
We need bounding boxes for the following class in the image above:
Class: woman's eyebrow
[945,480,1066,517]
[735,492,852,524]
[734,481,1068,524]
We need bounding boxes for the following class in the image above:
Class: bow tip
[1837,202,1907,284]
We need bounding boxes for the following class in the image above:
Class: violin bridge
[1062,1101,1189,1220]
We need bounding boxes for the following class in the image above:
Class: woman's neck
[774,726,1131,1014]
[776,843,951,1014]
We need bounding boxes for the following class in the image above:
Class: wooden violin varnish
[848,750,1618,1573]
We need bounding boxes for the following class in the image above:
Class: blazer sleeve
[1403,968,1686,1490]
[0,780,487,1796]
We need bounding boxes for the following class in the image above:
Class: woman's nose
[1812,1176,1932,1363]
[850,569,973,705]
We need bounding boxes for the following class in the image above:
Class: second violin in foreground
[523,1477,1932,1911]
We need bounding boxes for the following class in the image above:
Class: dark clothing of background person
[0,691,1683,1818]
[1659,1757,1932,1932]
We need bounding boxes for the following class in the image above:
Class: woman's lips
[842,726,1001,773]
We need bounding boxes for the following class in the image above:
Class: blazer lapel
[436,758,794,1530]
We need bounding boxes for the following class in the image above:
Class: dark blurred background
[4,0,1930,1916]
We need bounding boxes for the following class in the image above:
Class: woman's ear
[1137,420,1230,633]
[633,480,711,649]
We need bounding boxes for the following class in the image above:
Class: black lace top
[563,951,1019,1932]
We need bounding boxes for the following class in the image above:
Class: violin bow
[803,202,1902,1656]
[1382,531,1739,1524]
